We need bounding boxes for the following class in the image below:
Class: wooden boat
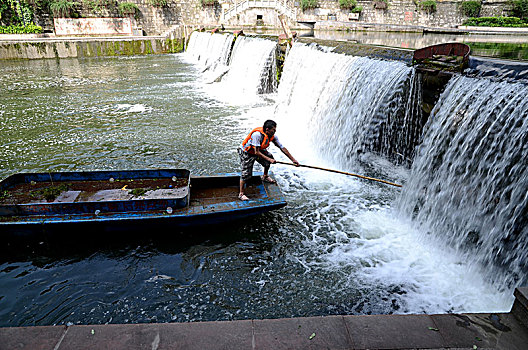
[413,43,470,72]
[0,169,286,235]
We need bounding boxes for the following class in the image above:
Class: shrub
[148,0,167,7]
[339,0,356,9]
[460,1,481,17]
[351,5,363,12]
[49,0,79,17]
[463,16,528,27]
[419,0,436,13]
[84,0,116,13]
[511,0,528,19]
[118,1,139,15]
[0,0,34,26]
[300,0,318,11]
[339,0,363,12]
[0,23,43,34]
[200,0,215,5]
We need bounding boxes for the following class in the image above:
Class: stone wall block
[32,0,512,36]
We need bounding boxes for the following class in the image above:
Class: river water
[0,35,522,326]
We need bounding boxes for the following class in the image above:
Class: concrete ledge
[0,36,184,60]
[459,25,528,34]
[0,33,56,40]
[0,35,158,42]
[297,37,414,63]
[1,311,527,350]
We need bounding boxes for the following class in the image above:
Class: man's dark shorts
[238,148,274,181]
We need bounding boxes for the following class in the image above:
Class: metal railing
[223,0,297,22]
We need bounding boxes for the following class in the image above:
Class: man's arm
[280,147,299,166]
[253,146,276,164]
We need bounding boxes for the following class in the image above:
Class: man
[238,120,299,201]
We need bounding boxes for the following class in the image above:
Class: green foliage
[0,23,42,32]
[463,16,528,26]
[148,0,166,7]
[200,0,215,5]
[511,0,528,19]
[165,38,184,52]
[129,188,147,197]
[118,1,138,15]
[339,0,362,11]
[0,0,33,26]
[460,1,481,17]
[84,0,115,13]
[49,0,79,17]
[419,0,436,13]
[300,0,317,11]
[339,0,356,9]
[351,5,362,12]
[0,190,9,200]
[30,184,69,202]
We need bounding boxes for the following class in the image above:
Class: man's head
[263,120,277,138]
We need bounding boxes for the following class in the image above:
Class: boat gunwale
[0,171,287,226]
[0,169,192,215]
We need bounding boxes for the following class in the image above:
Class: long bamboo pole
[275,161,402,188]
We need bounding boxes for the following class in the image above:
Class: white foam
[115,104,150,114]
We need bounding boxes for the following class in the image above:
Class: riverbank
[0,35,183,60]
[2,287,527,349]
[2,22,527,61]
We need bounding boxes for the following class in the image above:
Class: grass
[129,188,148,197]
[30,184,69,202]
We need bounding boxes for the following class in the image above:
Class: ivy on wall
[118,1,138,16]
[49,0,79,17]
[339,0,362,12]
[148,0,167,7]
[0,0,33,25]
[419,0,436,13]
[460,1,481,17]
[511,0,528,19]
[300,0,317,11]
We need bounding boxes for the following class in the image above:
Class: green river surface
[0,53,510,326]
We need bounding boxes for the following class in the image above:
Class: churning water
[0,34,525,327]
[397,76,528,291]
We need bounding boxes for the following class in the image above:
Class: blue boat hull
[0,170,287,235]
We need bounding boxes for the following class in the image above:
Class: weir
[397,76,528,290]
[184,32,528,300]
[185,32,278,95]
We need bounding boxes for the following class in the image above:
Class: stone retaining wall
[31,0,514,36]
[0,38,182,60]
[297,0,513,29]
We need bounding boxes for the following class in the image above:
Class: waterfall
[223,36,278,95]
[184,31,234,83]
[397,75,528,291]
[275,43,417,168]
[184,35,526,310]
[184,33,278,102]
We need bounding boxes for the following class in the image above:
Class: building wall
[296,0,513,29]
[34,0,513,36]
